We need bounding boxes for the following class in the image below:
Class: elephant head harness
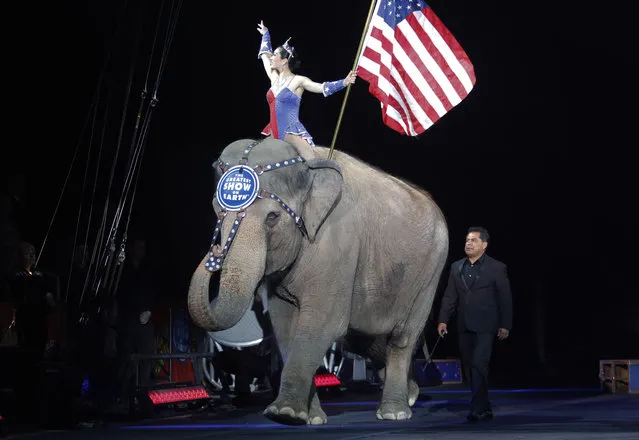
[205,139,307,273]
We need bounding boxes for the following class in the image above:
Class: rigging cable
[85,0,183,308]
[65,86,101,303]
[98,3,149,298]
[91,6,146,299]
[109,0,184,299]
[35,0,131,269]
[111,0,182,241]
[73,90,111,306]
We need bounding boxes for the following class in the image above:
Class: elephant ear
[302,158,344,242]
[212,158,226,182]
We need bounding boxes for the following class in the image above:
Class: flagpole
[327,0,378,160]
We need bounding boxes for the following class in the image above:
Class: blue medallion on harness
[206,140,308,273]
[216,165,260,212]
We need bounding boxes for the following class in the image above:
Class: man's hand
[497,328,510,340]
[437,322,448,337]
[140,310,152,325]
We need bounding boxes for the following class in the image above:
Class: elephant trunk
[188,218,266,331]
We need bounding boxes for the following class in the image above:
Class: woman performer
[257,20,357,158]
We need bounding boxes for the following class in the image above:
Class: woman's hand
[343,70,358,86]
[257,20,268,35]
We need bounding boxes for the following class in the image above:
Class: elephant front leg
[307,383,327,425]
[264,333,333,425]
[265,296,328,425]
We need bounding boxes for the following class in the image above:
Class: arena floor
[4,386,638,440]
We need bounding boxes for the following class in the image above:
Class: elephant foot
[408,379,420,407]
[263,400,309,426]
[376,401,413,421]
[308,400,327,425]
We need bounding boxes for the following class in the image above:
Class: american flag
[357,0,476,136]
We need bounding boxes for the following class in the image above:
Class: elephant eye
[265,211,281,226]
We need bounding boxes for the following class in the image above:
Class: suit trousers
[459,330,494,414]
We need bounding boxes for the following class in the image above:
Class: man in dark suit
[437,226,512,421]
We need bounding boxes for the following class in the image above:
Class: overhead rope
[108,0,184,300]
[97,8,146,275]
[66,86,102,303]
[91,1,148,301]
[35,0,131,270]
[72,89,111,306]
[76,0,184,321]
[106,0,182,258]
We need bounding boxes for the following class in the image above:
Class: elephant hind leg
[376,334,419,421]
[344,332,419,407]
[377,286,438,420]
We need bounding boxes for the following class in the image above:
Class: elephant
[188,138,449,425]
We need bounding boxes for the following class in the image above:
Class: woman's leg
[283,134,316,160]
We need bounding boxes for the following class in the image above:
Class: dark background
[3,0,636,386]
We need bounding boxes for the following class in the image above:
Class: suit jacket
[438,254,513,333]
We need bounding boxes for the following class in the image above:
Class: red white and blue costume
[261,77,315,145]
[258,31,348,146]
